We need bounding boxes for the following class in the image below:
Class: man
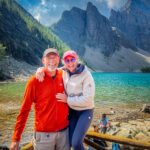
[10,48,69,150]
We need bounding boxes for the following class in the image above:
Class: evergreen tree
[0,43,6,61]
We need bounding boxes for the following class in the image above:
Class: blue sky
[17,0,127,26]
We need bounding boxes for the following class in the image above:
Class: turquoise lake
[93,73,150,105]
[0,73,150,146]
[0,73,150,106]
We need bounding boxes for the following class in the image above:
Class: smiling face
[42,53,60,72]
[64,56,78,73]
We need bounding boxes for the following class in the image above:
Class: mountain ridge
[0,0,69,65]
[110,0,150,52]
[50,1,150,72]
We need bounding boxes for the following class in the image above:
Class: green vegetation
[0,43,6,61]
[0,0,69,56]
[141,67,150,73]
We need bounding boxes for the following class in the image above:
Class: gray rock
[51,6,86,55]
[0,57,37,81]
[85,2,120,56]
[135,132,150,142]
[110,0,150,53]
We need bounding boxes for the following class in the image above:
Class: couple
[10,48,95,150]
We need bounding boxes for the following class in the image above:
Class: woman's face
[64,56,78,73]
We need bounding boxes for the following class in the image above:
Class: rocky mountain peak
[50,2,150,72]
[52,2,137,57]
[110,0,150,52]
[86,2,103,18]
[87,2,98,12]
[61,6,85,22]
[85,2,111,35]
[85,2,120,56]
[121,0,150,12]
[70,6,85,15]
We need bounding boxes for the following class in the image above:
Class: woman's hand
[56,93,68,103]
[36,67,45,82]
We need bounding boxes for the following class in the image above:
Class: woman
[36,50,95,150]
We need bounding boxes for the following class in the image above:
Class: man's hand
[10,142,19,150]
[56,93,67,103]
[36,67,45,82]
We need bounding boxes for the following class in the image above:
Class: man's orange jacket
[12,69,69,141]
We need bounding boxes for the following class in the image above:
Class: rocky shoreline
[89,104,150,148]
[0,94,150,149]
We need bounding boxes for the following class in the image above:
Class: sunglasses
[65,58,76,64]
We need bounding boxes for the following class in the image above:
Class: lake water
[0,73,150,146]
[94,73,150,105]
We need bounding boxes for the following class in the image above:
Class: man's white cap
[43,48,59,57]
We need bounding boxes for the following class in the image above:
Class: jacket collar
[63,63,85,76]
[44,68,59,79]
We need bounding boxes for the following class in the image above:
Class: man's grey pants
[33,128,69,150]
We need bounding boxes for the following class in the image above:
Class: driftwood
[86,131,150,149]
[21,143,33,150]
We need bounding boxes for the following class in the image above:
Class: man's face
[42,53,59,72]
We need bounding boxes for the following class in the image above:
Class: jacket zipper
[66,73,71,95]
[53,78,57,131]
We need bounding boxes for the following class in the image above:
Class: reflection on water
[0,82,34,147]
[0,103,34,146]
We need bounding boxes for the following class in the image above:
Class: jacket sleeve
[12,78,36,142]
[67,73,95,107]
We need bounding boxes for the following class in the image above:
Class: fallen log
[86,131,150,149]
[21,142,33,150]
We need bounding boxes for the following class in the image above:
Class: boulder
[141,104,150,113]
[135,132,150,142]
[111,122,120,127]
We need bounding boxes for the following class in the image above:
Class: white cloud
[95,0,104,2]
[27,0,127,26]
[29,4,59,26]
[53,4,57,8]
[34,13,41,22]
[106,0,123,9]
[95,0,126,9]
[41,0,46,6]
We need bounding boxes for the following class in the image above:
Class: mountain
[1,0,150,74]
[51,7,86,55]
[0,0,69,66]
[50,2,150,72]
[51,2,122,57]
[110,0,150,53]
